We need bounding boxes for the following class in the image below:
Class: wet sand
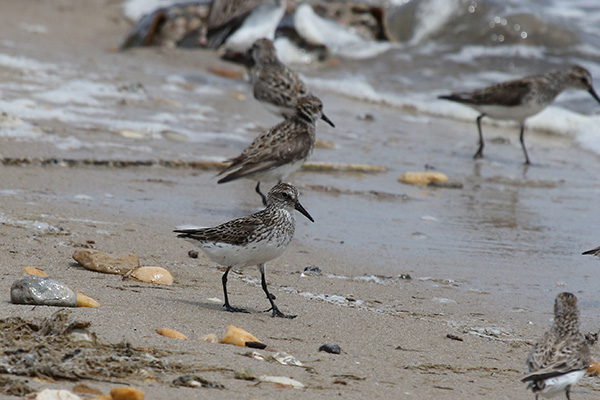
[1,1,600,399]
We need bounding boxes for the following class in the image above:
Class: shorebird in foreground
[217,94,326,205]
[438,65,600,164]
[175,183,313,318]
[250,38,335,127]
[582,246,600,257]
[522,292,590,399]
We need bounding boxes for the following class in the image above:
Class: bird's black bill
[589,87,600,104]
[321,113,335,128]
[295,201,314,222]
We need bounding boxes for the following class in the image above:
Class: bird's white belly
[195,238,289,268]
[248,158,306,183]
[538,370,586,398]
[474,102,547,122]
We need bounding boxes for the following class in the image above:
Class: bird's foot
[224,304,250,313]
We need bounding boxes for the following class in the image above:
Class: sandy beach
[1,1,600,399]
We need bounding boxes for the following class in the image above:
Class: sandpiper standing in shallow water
[217,94,329,205]
[250,38,335,127]
[175,183,313,319]
[522,292,590,399]
[439,65,600,164]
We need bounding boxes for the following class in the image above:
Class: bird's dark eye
[580,77,588,85]
[281,192,290,199]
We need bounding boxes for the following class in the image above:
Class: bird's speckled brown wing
[175,214,263,246]
[217,119,313,183]
[523,332,590,382]
[441,79,533,107]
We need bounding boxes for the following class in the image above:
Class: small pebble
[110,387,144,400]
[302,265,322,276]
[11,276,77,307]
[188,250,199,259]
[72,249,139,275]
[129,266,173,285]
[76,292,100,307]
[156,328,188,340]
[221,325,263,348]
[319,344,341,354]
[199,333,219,343]
[22,266,49,277]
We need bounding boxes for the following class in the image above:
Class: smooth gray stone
[10,276,77,307]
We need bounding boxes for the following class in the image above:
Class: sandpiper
[439,65,600,164]
[522,292,590,399]
[582,246,600,257]
[174,183,313,319]
[250,38,335,127]
[218,94,326,205]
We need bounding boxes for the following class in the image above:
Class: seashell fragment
[23,266,49,277]
[110,387,144,400]
[258,375,305,388]
[587,360,600,376]
[76,292,100,308]
[399,171,449,186]
[11,276,77,307]
[156,328,188,340]
[129,267,174,285]
[35,389,82,400]
[220,325,264,348]
[72,249,139,275]
[199,333,219,343]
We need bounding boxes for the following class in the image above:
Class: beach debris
[315,139,335,149]
[302,161,386,173]
[188,249,199,258]
[235,367,258,381]
[199,333,219,343]
[0,376,35,397]
[446,334,463,342]
[220,325,265,348]
[258,375,305,388]
[35,389,81,400]
[272,352,304,367]
[302,265,322,276]
[72,384,103,396]
[110,387,144,400]
[72,249,139,275]
[0,311,200,383]
[399,171,448,186]
[319,344,341,354]
[172,375,225,389]
[76,292,100,308]
[156,328,188,340]
[22,266,49,277]
[587,360,600,376]
[11,276,77,307]
[127,266,174,285]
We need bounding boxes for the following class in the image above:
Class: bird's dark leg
[519,123,531,165]
[255,182,268,206]
[474,114,485,159]
[259,264,296,319]
[222,267,248,313]
[565,386,571,400]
